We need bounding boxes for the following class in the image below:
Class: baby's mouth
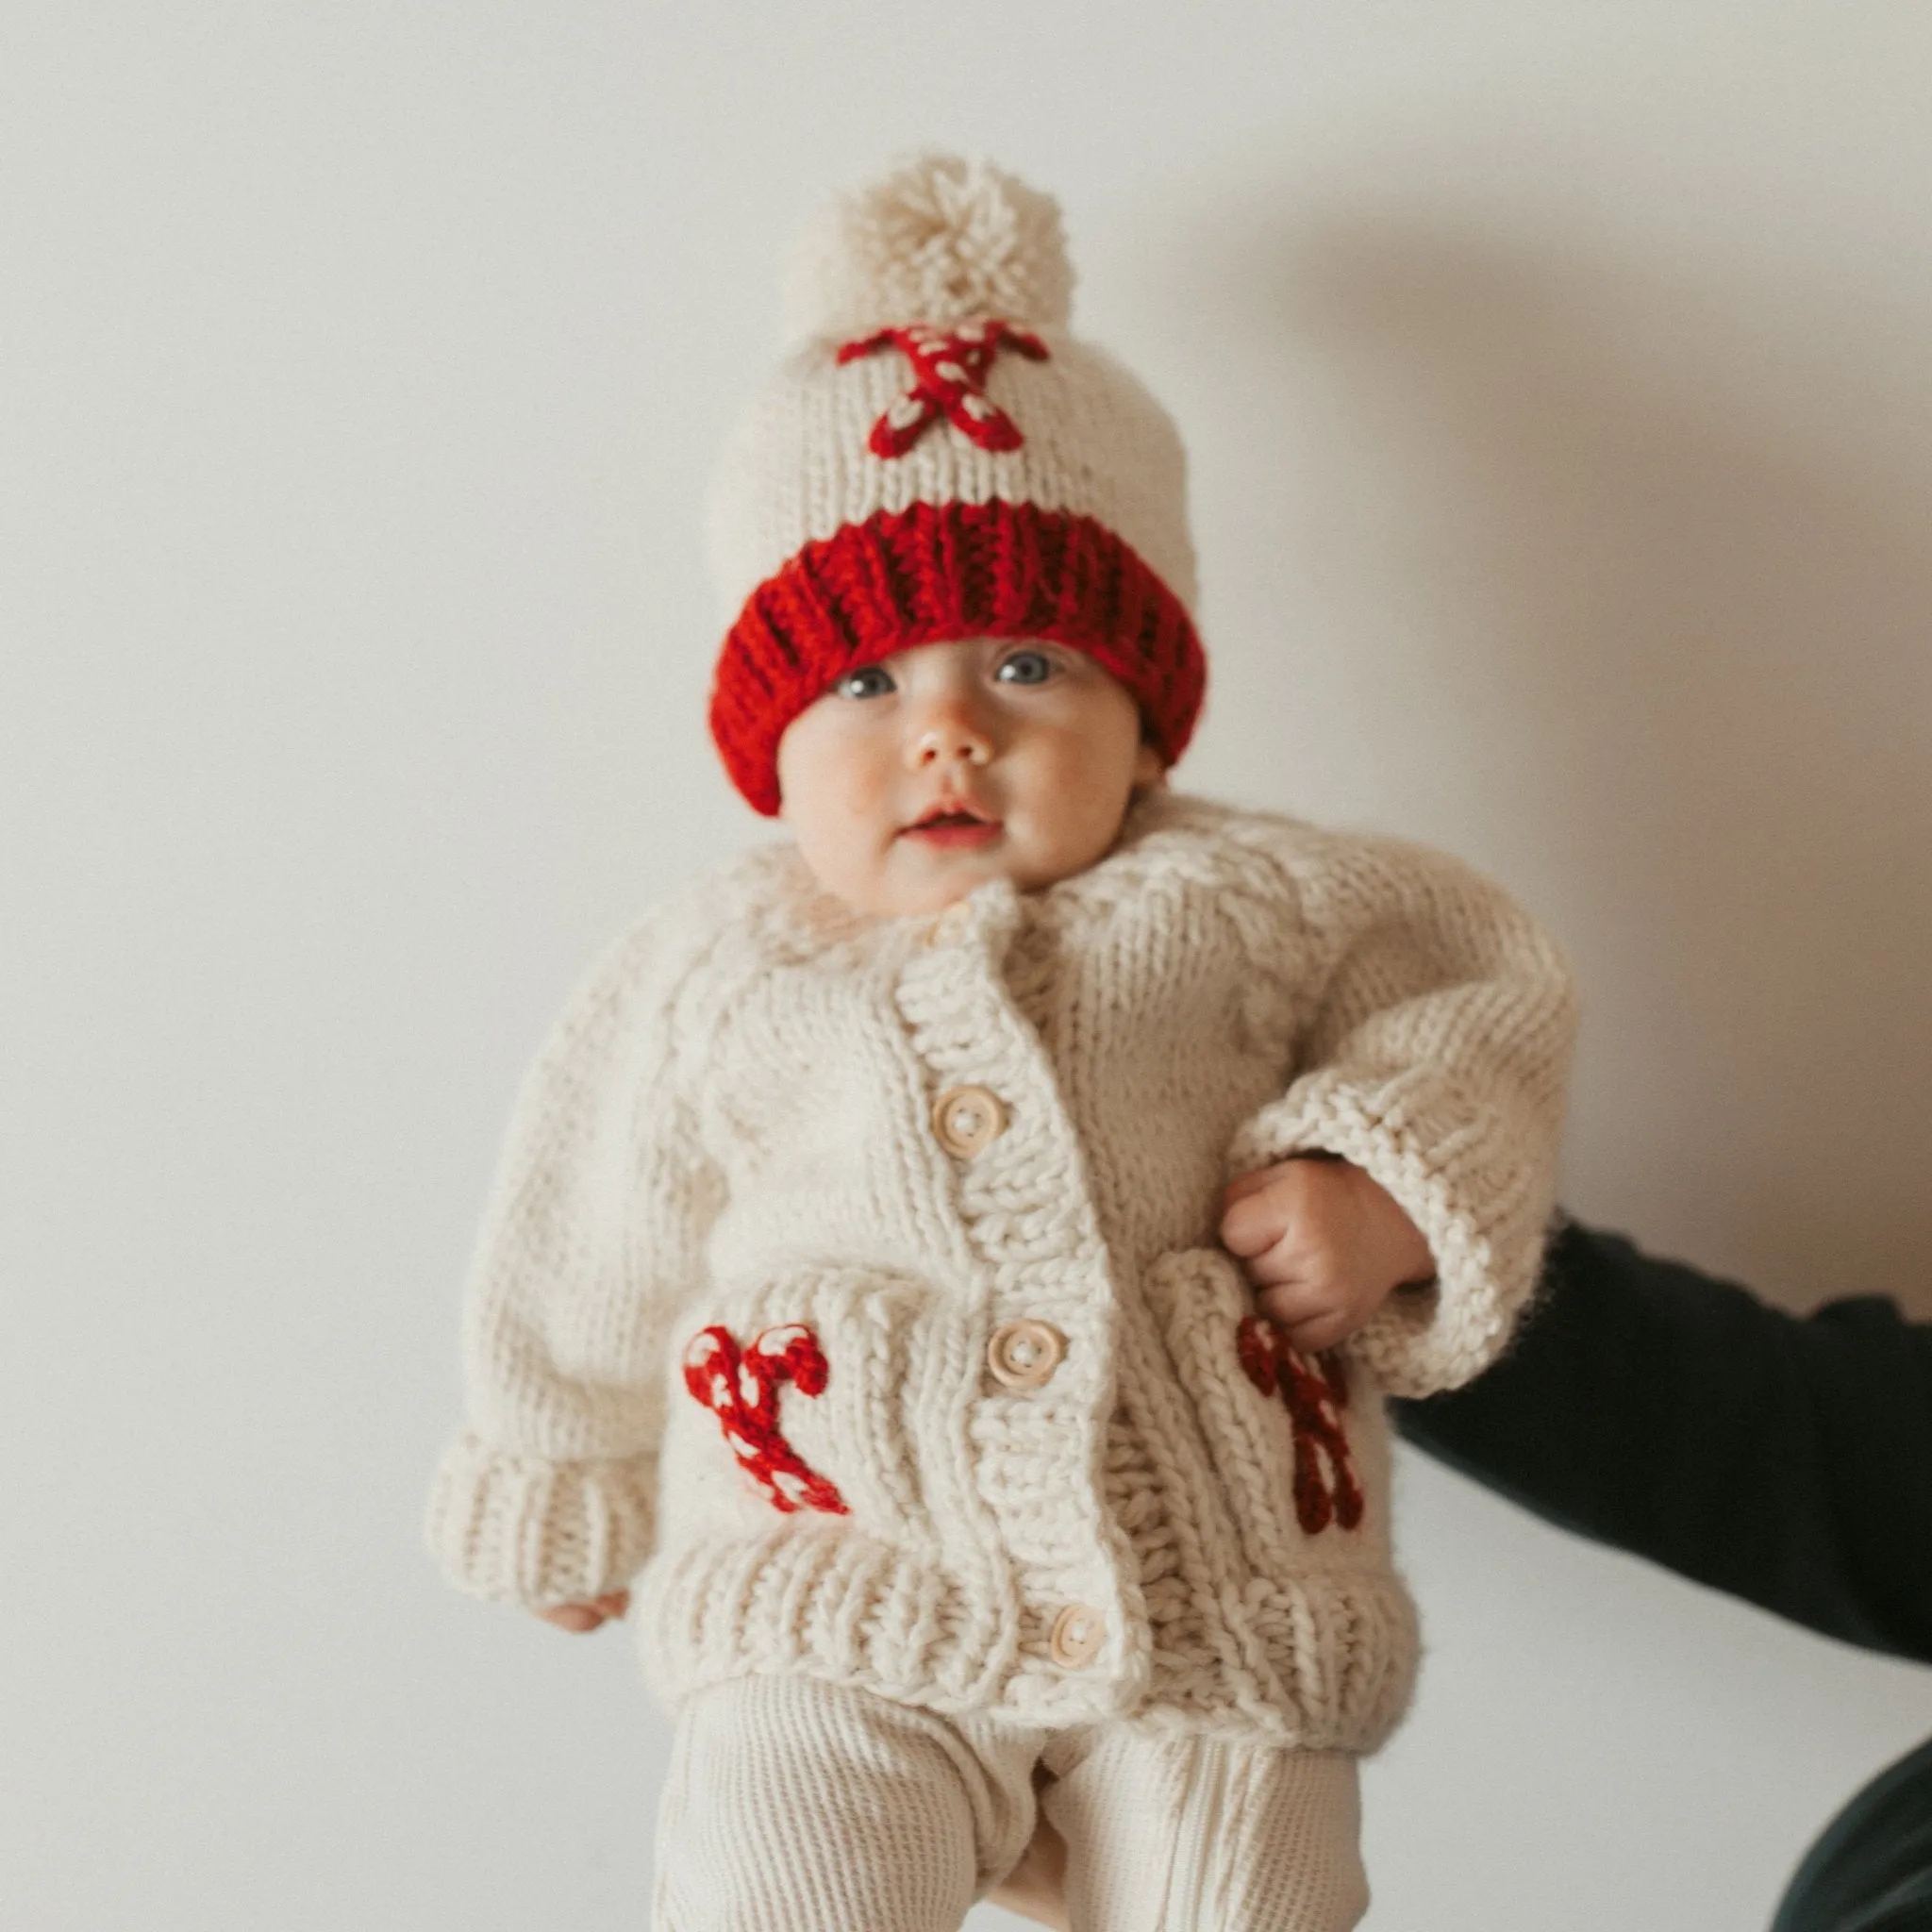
[903,805,1003,848]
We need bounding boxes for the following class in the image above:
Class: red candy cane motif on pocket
[1235,1315,1366,1536]
[682,1324,849,1516]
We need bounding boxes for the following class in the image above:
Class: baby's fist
[537,1590,630,1633]
[1220,1157,1434,1354]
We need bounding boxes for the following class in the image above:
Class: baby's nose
[911,708,993,767]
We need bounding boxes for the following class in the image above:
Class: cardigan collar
[720,788,1244,964]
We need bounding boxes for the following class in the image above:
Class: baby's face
[775,637,1162,920]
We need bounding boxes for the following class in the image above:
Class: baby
[428,155,1576,1932]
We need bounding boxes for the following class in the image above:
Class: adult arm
[1392,1218,1932,1661]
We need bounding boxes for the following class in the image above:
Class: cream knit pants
[651,1675,1367,1932]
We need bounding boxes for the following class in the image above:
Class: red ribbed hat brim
[709,501,1206,816]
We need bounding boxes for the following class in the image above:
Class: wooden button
[930,1085,1007,1158]
[987,1320,1066,1391]
[1048,1603,1105,1669]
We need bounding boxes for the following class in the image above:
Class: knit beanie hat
[706,154,1207,816]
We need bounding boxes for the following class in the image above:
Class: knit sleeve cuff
[425,1431,658,1608]
[1228,1068,1557,1399]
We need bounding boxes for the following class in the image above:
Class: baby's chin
[806,831,1103,922]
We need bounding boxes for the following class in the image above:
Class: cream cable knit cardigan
[428,792,1576,1753]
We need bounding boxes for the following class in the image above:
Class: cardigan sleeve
[425,909,725,1608]
[1394,1219,1932,1662]
[1226,825,1577,1397]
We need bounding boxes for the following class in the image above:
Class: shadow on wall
[1224,212,1932,1313]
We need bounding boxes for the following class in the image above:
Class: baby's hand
[536,1590,630,1634]
[1220,1157,1434,1354]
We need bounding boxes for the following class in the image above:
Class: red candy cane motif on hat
[1235,1314,1366,1535]
[682,1324,849,1516]
[837,321,1050,458]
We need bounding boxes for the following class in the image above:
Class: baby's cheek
[1052,743,1135,855]
[828,747,882,814]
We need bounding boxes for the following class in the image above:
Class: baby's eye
[833,663,897,700]
[994,648,1056,687]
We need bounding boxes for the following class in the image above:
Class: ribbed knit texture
[1045,1724,1367,1932]
[652,1676,1041,1929]
[426,792,1577,1750]
[652,1674,1367,1931]
[710,501,1203,816]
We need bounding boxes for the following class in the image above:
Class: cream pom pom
[783,152,1074,339]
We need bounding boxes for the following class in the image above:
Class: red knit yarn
[1235,1316,1366,1536]
[837,322,1050,458]
[682,1323,849,1516]
[708,501,1206,816]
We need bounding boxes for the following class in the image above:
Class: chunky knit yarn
[712,501,1204,818]
[427,793,1576,1751]
[705,153,1206,815]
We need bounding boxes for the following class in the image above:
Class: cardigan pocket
[662,1267,963,1552]
[1142,1248,1374,1580]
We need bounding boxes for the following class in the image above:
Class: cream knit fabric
[427,791,1576,1751]
[654,1674,1367,1932]
[705,154,1198,623]
[653,1675,1044,1928]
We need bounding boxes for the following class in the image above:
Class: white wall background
[6,4,1931,1927]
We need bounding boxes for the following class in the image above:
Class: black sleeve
[1391,1219,1932,1663]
